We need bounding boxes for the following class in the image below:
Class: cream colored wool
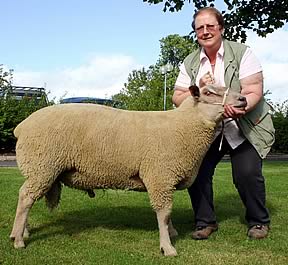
[11,85,246,256]
[14,97,218,209]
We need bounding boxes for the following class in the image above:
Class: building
[0,86,48,103]
[61,97,113,105]
[61,97,123,108]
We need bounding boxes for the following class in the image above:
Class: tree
[0,65,49,152]
[143,0,288,42]
[271,100,288,153]
[113,35,195,111]
[158,34,197,67]
[112,66,174,111]
[0,66,14,149]
[0,65,13,92]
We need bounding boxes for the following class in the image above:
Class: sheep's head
[188,85,247,123]
[189,85,247,108]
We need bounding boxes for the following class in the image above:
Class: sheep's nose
[239,96,247,106]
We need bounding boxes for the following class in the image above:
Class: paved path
[0,160,17,167]
[0,155,17,167]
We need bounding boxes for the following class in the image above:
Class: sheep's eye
[204,91,211,96]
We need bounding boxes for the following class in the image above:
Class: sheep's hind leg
[156,208,177,256]
[23,226,30,239]
[11,215,30,241]
[168,218,178,238]
[85,189,95,198]
[10,181,35,249]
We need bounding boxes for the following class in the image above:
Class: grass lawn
[0,161,287,265]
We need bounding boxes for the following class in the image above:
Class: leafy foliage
[112,66,177,111]
[143,0,288,42]
[158,34,197,67]
[271,100,288,153]
[0,66,49,152]
[112,35,194,111]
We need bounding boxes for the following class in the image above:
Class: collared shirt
[196,42,225,87]
[175,41,262,149]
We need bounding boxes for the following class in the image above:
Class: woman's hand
[224,105,246,119]
[199,71,215,87]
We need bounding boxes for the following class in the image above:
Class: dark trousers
[188,134,270,228]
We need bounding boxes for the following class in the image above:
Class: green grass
[0,161,288,265]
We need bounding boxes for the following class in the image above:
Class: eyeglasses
[195,24,219,34]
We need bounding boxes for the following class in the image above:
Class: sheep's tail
[14,122,23,139]
[45,181,62,211]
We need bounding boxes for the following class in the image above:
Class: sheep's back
[14,104,178,182]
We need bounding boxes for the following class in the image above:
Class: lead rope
[218,87,230,151]
[219,120,224,151]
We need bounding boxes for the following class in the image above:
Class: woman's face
[194,11,224,50]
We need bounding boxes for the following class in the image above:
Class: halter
[219,87,230,150]
[198,86,230,151]
[211,86,230,106]
[208,86,230,151]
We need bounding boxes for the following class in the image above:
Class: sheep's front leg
[156,208,177,256]
[10,182,35,249]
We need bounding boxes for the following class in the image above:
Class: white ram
[10,85,246,256]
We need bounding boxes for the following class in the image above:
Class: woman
[173,7,275,240]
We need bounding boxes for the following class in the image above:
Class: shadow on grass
[27,205,160,245]
[215,193,276,225]
[25,191,276,247]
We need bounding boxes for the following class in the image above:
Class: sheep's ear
[189,85,200,99]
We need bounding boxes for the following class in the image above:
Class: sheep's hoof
[14,239,25,249]
[161,245,177,256]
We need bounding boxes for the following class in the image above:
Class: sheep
[10,85,247,256]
